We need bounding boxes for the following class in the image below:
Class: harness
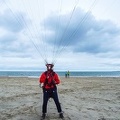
[43,71,56,89]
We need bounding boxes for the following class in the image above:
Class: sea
[0,71,120,78]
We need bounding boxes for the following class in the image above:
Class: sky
[0,0,120,71]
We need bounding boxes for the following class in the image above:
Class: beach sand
[0,77,120,120]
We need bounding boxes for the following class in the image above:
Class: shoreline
[0,71,120,78]
[0,77,120,120]
[0,76,120,78]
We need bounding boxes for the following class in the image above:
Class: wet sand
[0,77,120,120]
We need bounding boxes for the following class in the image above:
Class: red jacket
[39,71,60,89]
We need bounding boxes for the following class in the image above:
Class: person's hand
[39,83,44,88]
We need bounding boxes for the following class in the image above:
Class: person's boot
[59,112,64,119]
[41,113,46,119]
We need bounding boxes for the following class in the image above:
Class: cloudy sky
[0,0,120,71]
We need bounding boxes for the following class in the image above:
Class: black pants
[42,87,62,113]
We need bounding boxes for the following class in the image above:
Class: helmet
[46,64,54,70]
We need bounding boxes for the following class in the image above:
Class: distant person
[67,70,70,78]
[39,64,64,119]
[65,71,67,78]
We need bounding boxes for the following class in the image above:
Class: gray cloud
[43,8,87,45]
[0,8,33,58]
[42,8,120,55]
[0,31,33,58]
[0,9,26,32]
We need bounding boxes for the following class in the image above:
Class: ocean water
[0,71,120,77]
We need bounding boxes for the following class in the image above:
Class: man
[39,64,64,119]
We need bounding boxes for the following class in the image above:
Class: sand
[0,76,120,120]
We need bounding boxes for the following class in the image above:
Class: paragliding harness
[44,71,56,88]
[43,71,57,98]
